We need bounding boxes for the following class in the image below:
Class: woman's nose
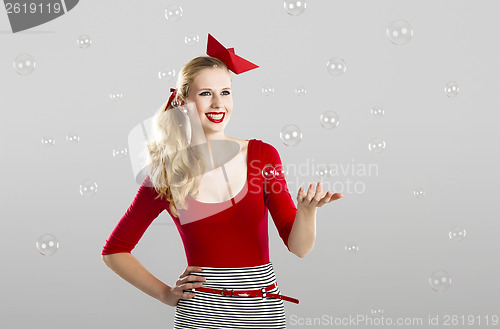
[211,94,224,108]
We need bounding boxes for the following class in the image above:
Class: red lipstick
[205,112,225,123]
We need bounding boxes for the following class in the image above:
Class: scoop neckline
[189,139,253,205]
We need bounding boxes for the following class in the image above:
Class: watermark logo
[4,0,79,33]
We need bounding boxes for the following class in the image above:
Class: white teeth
[207,113,223,119]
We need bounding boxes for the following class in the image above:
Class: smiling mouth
[205,112,225,123]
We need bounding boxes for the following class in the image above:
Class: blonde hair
[146,56,230,218]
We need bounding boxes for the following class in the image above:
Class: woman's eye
[199,91,231,96]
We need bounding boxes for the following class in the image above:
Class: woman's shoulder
[249,139,281,160]
[253,139,276,151]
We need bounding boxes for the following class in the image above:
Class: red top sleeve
[262,143,297,251]
[101,176,166,255]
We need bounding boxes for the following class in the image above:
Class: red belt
[194,282,299,304]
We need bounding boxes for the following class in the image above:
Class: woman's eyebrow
[198,87,231,91]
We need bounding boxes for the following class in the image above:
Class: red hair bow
[206,33,259,74]
[164,88,177,111]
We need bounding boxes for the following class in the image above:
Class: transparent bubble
[368,138,386,153]
[262,164,275,180]
[326,57,347,76]
[387,19,414,45]
[77,34,92,48]
[444,81,459,97]
[280,124,303,146]
[429,269,451,292]
[66,132,80,143]
[414,187,425,198]
[41,136,55,146]
[165,4,183,21]
[262,84,275,96]
[274,164,286,180]
[110,91,123,102]
[371,106,384,118]
[295,85,307,96]
[320,111,339,129]
[449,226,467,242]
[284,0,307,16]
[184,33,199,46]
[80,179,98,198]
[112,147,128,159]
[13,53,36,75]
[36,234,59,256]
[345,242,359,253]
[315,163,330,178]
[159,66,176,81]
[371,306,384,315]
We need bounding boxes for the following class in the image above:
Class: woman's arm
[287,206,317,258]
[102,253,172,305]
[287,182,343,258]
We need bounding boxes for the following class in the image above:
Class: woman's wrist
[159,285,176,307]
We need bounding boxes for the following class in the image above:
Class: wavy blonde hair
[146,56,230,218]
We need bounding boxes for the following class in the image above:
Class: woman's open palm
[297,181,343,211]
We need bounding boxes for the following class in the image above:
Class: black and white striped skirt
[174,262,287,329]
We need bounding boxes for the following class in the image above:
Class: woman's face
[184,67,233,136]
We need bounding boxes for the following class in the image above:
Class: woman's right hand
[161,265,206,307]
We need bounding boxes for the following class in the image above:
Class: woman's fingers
[179,275,205,286]
[316,191,333,206]
[173,266,206,300]
[297,182,343,206]
[179,266,202,279]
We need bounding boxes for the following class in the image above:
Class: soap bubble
[165,4,183,21]
[284,0,307,16]
[429,269,451,292]
[159,66,176,81]
[280,124,303,146]
[345,242,359,253]
[413,187,425,198]
[41,136,55,146]
[110,91,123,102]
[371,306,384,315]
[274,164,286,180]
[320,111,339,129]
[77,34,92,48]
[13,53,36,75]
[112,147,128,159]
[387,19,413,45]
[262,164,275,180]
[444,81,459,97]
[66,132,80,143]
[371,106,384,118]
[185,33,199,45]
[326,57,347,76]
[368,138,386,153]
[295,85,307,96]
[262,84,275,96]
[315,164,330,178]
[80,179,98,198]
[449,226,467,242]
[36,234,59,256]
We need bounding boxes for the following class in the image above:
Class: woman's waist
[188,261,278,290]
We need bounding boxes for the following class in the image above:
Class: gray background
[1,0,499,328]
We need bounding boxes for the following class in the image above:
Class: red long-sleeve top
[101,139,297,268]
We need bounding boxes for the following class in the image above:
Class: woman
[101,34,343,329]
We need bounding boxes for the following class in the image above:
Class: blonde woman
[101,34,343,329]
